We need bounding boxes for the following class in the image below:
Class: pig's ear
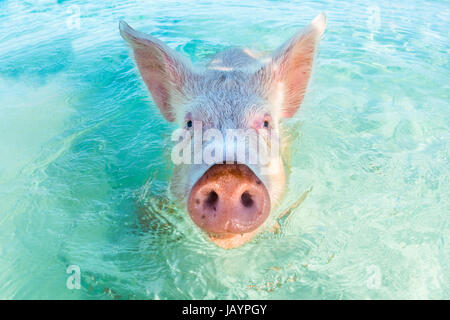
[256,13,326,118]
[119,20,195,122]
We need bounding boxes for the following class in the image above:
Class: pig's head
[120,13,326,248]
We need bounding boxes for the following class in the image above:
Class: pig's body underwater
[120,13,326,248]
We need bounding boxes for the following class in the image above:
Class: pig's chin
[206,229,261,249]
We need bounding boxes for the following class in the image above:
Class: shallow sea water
[0,0,448,299]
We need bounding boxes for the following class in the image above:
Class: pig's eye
[186,120,193,128]
[263,120,269,128]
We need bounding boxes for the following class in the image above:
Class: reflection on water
[0,0,448,299]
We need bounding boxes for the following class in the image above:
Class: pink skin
[119,13,326,248]
[251,114,272,131]
[188,164,270,235]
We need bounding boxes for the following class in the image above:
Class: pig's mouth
[187,164,271,249]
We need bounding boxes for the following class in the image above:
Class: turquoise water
[0,0,448,299]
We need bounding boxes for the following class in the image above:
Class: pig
[119,13,326,249]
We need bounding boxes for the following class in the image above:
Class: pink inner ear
[281,41,315,118]
[263,14,325,118]
[133,46,177,121]
[120,21,194,122]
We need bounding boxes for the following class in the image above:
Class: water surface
[0,0,448,299]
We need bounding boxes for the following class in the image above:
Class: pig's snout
[188,164,270,235]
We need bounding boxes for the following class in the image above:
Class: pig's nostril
[240,191,254,208]
[188,164,271,235]
[204,190,219,209]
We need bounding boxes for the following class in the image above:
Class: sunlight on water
[0,0,448,299]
